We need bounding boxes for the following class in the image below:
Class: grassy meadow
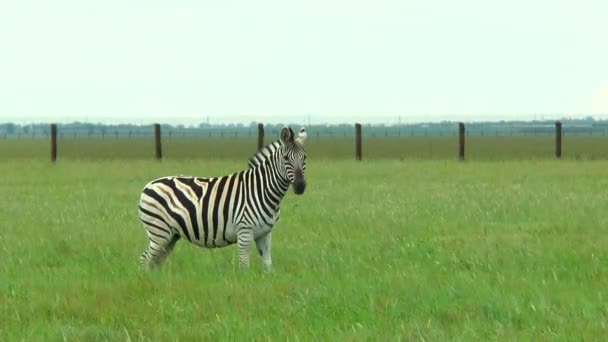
[1,154,607,340]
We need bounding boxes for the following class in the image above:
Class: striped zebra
[137,126,307,271]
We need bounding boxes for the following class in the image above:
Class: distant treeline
[2,117,608,138]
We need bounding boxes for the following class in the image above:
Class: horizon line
[2,115,608,127]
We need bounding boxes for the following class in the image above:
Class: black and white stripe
[138,126,307,271]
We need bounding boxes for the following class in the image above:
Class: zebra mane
[248,141,283,169]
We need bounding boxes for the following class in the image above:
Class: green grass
[3,135,608,160]
[1,158,607,340]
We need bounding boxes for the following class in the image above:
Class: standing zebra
[137,126,307,271]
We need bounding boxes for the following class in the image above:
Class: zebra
[137,126,307,272]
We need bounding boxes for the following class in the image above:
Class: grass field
[1,157,607,340]
[3,135,608,160]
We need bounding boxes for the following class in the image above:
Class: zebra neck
[272,162,291,198]
[247,157,291,207]
[266,157,291,197]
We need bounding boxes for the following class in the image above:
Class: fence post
[355,123,362,161]
[555,121,562,158]
[257,123,264,151]
[458,122,465,161]
[50,123,57,162]
[154,123,162,160]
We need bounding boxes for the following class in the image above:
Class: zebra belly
[185,221,238,249]
[215,223,238,247]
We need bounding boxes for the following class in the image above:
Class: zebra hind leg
[139,234,180,269]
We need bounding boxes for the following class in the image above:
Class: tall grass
[1,159,607,340]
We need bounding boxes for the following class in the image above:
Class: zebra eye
[283,155,290,162]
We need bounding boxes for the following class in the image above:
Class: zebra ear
[280,126,294,144]
[296,127,307,144]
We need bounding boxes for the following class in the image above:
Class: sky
[0,0,607,125]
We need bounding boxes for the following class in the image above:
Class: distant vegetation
[2,117,608,138]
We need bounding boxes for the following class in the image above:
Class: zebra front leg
[255,232,272,272]
[236,227,254,269]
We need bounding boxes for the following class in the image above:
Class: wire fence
[2,121,608,139]
[2,121,608,161]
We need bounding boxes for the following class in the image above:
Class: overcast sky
[0,0,607,124]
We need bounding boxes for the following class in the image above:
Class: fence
[34,121,574,162]
[4,120,608,139]
[4,120,608,161]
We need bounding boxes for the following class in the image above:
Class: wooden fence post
[257,123,264,151]
[355,123,362,161]
[458,122,465,161]
[555,121,562,158]
[154,123,162,160]
[50,123,57,162]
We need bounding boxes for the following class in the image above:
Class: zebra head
[280,126,307,195]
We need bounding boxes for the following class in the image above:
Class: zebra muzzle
[293,172,306,195]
